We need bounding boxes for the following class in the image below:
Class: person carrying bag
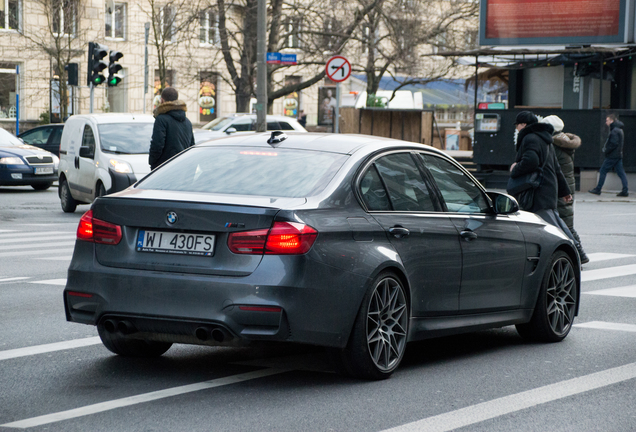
[507,143,551,211]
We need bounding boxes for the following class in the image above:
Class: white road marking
[584,285,636,298]
[0,277,31,283]
[586,253,635,263]
[1,368,289,429]
[573,321,636,333]
[0,337,101,361]
[28,279,67,286]
[0,230,17,233]
[0,241,76,251]
[35,256,73,261]
[0,248,74,258]
[0,231,74,240]
[581,264,636,282]
[0,235,75,245]
[381,362,636,432]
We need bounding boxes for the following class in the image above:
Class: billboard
[480,0,634,45]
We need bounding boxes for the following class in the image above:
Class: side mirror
[79,146,94,159]
[225,127,237,135]
[487,191,519,214]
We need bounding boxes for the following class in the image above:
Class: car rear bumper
[64,241,368,349]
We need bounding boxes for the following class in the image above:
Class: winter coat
[553,132,581,229]
[510,122,571,213]
[149,100,195,170]
[603,120,624,159]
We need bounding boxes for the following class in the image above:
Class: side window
[267,121,281,130]
[230,117,252,132]
[49,127,63,145]
[374,153,436,212]
[421,154,490,213]
[278,121,295,131]
[21,128,52,145]
[81,125,96,158]
[360,165,390,211]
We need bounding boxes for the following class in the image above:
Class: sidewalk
[576,190,636,203]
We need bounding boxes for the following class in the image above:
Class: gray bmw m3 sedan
[64,132,580,380]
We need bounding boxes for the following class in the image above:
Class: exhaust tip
[211,328,226,343]
[195,327,209,341]
[103,320,116,333]
[117,320,135,335]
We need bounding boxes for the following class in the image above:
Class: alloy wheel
[546,257,577,336]
[366,277,407,372]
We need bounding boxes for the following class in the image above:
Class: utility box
[339,107,434,144]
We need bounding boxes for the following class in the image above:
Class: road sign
[325,56,351,83]
[280,54,297,65]
[267,53,281,64]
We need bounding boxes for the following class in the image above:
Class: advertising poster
[317,86,337,126]
[480,0,627,45]
[199,72,218,123]
[283,76,301,118]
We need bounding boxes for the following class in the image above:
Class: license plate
[34,167,54,175]
[136,230,215,256]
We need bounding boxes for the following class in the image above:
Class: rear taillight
[228,221,317,255]
[77,210,122,245]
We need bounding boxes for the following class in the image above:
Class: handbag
[507,144,551,209]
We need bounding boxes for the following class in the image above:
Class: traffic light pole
[90,83,94,113]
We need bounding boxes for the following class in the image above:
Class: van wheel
[60,179,77,213]
[95,182,106,199]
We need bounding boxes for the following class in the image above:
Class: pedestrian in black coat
[589,113,629,197]
[149,87,195,170]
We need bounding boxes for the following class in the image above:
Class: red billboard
[480,0,629,45]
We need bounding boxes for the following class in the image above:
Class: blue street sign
[266,52,281,64]
[280,54,297,65]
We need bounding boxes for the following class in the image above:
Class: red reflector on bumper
[238,306,282,313]
[67,291,93,298]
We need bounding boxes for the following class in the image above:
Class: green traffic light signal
[108,76,121,86]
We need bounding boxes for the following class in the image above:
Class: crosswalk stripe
[573,321,636,333]
[581,264,636,282]
[1,241,76,251]
[35,256,73,261]
[586,253,635,263]
[0,277,31,283]
[1,368,289,429]
[0,248,74,258]
[0,337,102,361]
[0,235,76,245]
[28,279,67,286]
[584,285,636,298]
[0,231,74,240]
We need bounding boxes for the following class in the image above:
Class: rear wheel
[98,324,172,357]
[516,251,578,342]
[60,178,77,213]
[334,272,409,380]
[31,182,52,191]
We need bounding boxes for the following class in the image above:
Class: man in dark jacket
[149,87,195,170]
[589,114,629,197]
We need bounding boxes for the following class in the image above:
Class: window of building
[105,2,126,40]
[0,0,20,31]
[156,5,174,42]
[199,9,219,45]
[52,0,77,36]
[0,62,17,119]
[284,17,302,49]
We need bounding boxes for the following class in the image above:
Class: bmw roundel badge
[166,211,178,224]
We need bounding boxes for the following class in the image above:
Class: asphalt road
[0,186,635,432]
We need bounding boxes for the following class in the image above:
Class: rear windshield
[137,146,348,198]
[98,123,154,154]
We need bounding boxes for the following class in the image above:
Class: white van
[58,113,155,213]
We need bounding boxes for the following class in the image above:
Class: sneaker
[617,191,629,197]
[588,189,601,195]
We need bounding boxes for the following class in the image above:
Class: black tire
[516,251,578,342]
[334,272,409,380]
[60,178,77,213]
[31,182,52,191]
[95,182,106,199]
[98,324,172,357]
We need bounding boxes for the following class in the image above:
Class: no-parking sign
[325,56,351,83]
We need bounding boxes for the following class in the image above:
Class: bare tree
[19,0,89,120]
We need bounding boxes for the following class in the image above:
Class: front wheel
[60,178,77,213]
[334,272,409,380]
[516,251,578,342]
[98,324,172,357]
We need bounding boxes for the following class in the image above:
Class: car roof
[196,132,446,156]
[223,114,300,122]
[66,113,155,124]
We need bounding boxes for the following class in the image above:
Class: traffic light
[87,41,108,86]
[108,51,123,87]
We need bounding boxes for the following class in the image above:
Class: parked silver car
[194,114,307,143]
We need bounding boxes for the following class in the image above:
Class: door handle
[460,230,478,241]
[75,156,79,169]
[389,226,410,239]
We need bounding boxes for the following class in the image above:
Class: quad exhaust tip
[102,319,136,335]
[195,326,229,343]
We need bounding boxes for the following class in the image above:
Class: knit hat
[515,111,538,125]
[541,115,564,133]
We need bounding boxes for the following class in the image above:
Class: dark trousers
[595,157,629,192]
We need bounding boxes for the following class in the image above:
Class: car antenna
[267,131,288,147]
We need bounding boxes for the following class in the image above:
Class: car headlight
[109,159,133,174]
[0,157,25,165]
[52,155,59,170]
